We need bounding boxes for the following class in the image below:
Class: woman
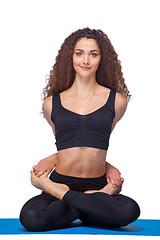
[20,28,140,231]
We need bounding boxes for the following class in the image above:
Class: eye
[91,53,98,57]
[76,52,82,56]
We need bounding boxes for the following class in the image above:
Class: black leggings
[20,170,140,231]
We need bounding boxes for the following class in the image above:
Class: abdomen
[55,147,107,178]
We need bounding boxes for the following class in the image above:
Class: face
[73,38,101,78]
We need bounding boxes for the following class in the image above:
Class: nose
[83,54,90,65]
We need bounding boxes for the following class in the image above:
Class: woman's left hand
[106,163,124,187]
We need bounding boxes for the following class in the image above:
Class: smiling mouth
[80,66,91,70]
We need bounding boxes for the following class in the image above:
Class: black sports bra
[51,89,116,151]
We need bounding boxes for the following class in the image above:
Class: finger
[116,178,124,187]
[107,177,116,187]
[116,176,124,186]
[36,170,44,177]
[113,178,123,188]
[107,177,111,184]
[115,180,122,186]
[30,172,34,182]
[30,170,37,179]
[40,171,48,178]
[117,178,124,186]
[110,179,116,188]
[32,166,37,173]
[46,170,50,177]
[33,168,42,177]
[41,172,47,178]
[32,165,41,174]
[121,178,124,183]
[30,171,33,183]
[43,170,50,177]
[32,167,38,175]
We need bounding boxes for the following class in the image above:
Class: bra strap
[107,89,116,114]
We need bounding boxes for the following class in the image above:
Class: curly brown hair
[42,27,131,103]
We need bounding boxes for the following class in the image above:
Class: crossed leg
[20,192,79,231]
[22,171,140,231]
[63,190,140,227]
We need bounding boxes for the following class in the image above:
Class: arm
[105,161,123,187]
[106,92,128,186]
[111,92,128,133]
[33,153,58,177]
[33,96,57,177]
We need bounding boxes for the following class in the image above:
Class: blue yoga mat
[0,219,160,236]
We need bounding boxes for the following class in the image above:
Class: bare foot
[30,170,50,191]
[84,182,122,195]
[30,170,69,200]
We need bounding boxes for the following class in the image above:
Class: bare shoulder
[42,96,52,112]
[110,91,128,133]
[42,96,55,129]
[115,92,128,109]
[114,92,128,122]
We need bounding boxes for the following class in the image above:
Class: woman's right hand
[32,154,58,177]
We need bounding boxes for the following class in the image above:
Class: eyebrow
[75,49,100,53]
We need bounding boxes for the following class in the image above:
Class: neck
[71,75,99,97]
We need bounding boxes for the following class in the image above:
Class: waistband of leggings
[52,170,106,181]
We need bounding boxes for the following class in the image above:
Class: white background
[0,0,160,230]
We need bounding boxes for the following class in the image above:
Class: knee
[20,208,41,232]
[20,208,34,231]
[20,207,51,232]
[120,199,141,226]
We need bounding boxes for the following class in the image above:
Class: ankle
[58,184,70,200]
[44,181,70,200]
